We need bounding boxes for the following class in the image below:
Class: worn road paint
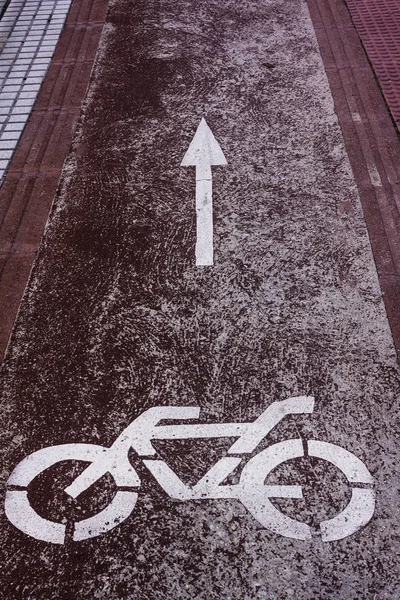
[1,0,400,595]
[181,118,227,266]
[5,397,375,544]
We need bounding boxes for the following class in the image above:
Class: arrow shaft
[181,119,227,266]
[195,165,213,266]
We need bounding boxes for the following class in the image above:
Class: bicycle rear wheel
[5,444,140,544]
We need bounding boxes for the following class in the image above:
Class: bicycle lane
[0,0,399,598]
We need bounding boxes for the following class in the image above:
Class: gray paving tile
[11,106,30,114]
[19,91,37,98]
[24,78,42,84]
[0,140,17,150]
[5,119,26,128]
[1,130,21,139]
[0,96,17,103]
[21,84,40,91]
[0,149,13,159]
[2,86,21,93]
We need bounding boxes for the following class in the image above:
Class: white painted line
[320,489,376,542]
[239,439,312,540]
[181,118,227,266]
[5,490,66,544]
[73,491,139,542]
[308,440,374,484]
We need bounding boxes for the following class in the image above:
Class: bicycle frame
[65,396,315,500]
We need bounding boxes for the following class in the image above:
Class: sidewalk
[0,0,399,598]
[309,0,400,363]
[0,0,107,358]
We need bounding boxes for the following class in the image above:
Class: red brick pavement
[308,0,400,362]
[346,0,400,130]
[0,0,107,360]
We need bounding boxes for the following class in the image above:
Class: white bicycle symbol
[5,396,375,544]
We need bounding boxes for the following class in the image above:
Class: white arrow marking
[181,118,227,266]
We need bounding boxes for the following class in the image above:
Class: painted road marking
[5,397,375,544]
[5,443,139,544]
[0,0,73,183]
[181,118,227,266]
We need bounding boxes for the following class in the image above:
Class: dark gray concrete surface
[0,0,399,597]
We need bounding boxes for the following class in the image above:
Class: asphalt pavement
[0,0,400,598]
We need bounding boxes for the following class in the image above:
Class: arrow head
[181,118,227,167]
